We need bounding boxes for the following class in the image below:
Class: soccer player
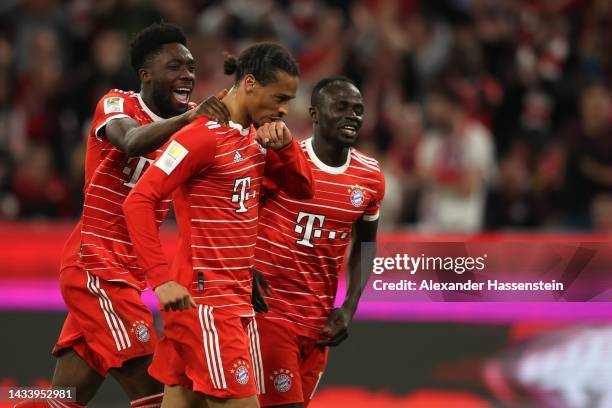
[122,43,314,408]
[14,23,230,408]
[253,77,385,407]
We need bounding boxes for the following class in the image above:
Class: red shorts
[149,305,260,399]
[256,315,328,407]
[53,267,157,377]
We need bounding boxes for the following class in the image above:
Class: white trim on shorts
[198,305,228,389]
[86,272,131,351]
[247,318,265,394]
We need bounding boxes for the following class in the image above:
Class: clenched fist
[255,121,293,151]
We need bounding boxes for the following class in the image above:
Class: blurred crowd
[0,0,611,232]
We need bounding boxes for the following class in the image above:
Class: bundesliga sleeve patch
[155,140,189,175]
[103,96,124,114]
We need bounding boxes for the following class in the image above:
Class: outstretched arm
[105,90,229,157]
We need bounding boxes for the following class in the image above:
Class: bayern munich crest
[231,360,250,385]
[348,185,365,208]
[270,369,293,393]
[131,320,151,343]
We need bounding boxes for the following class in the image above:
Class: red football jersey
[60,89,177,290]
[254,137,385,338]
[123,118,314,317]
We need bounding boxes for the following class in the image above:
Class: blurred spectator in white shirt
[417,82,495,232]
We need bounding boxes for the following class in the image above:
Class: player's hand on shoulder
[154,280,197,312]
[185,89,230,124]
[317,306,352,347]
[255,121,292,151]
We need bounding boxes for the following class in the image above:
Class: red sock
[12,401,85,407]
[130,393,163,408]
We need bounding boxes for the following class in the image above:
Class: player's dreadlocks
[130,22,187,75]
[223,42,299,85]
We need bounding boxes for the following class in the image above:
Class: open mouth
[339,123,359,136]
[173,87,191,104]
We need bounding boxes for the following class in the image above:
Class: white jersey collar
[137,93,163,122]
[228,121,250,136]
[305,137,351,174]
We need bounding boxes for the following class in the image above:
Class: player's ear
[309,106,318,124]
[244,74,256,94]
[138,67,151,83]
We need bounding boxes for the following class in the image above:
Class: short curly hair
[310,76,356,107]
[129,22,187,75]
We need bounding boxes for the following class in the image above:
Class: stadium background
[1,0,611,406]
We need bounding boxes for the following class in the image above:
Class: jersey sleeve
[91,90,136,141]
[123,121,217,289]
[263,138,315,199]
[363,169,386,222]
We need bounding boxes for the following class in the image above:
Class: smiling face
[243,70,299,128]
[141,43,195,117]
[311,82,364,147]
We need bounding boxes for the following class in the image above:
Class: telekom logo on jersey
[294,212,326,248]
[232,177,256,213]
[123,157,154,188]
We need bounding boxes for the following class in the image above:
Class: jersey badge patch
[104,97,124,114]
[270,368,293,393]
[155,140,189,175]
[231,359,250,385]
[348,185,365,207]
[131,320,151,343]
